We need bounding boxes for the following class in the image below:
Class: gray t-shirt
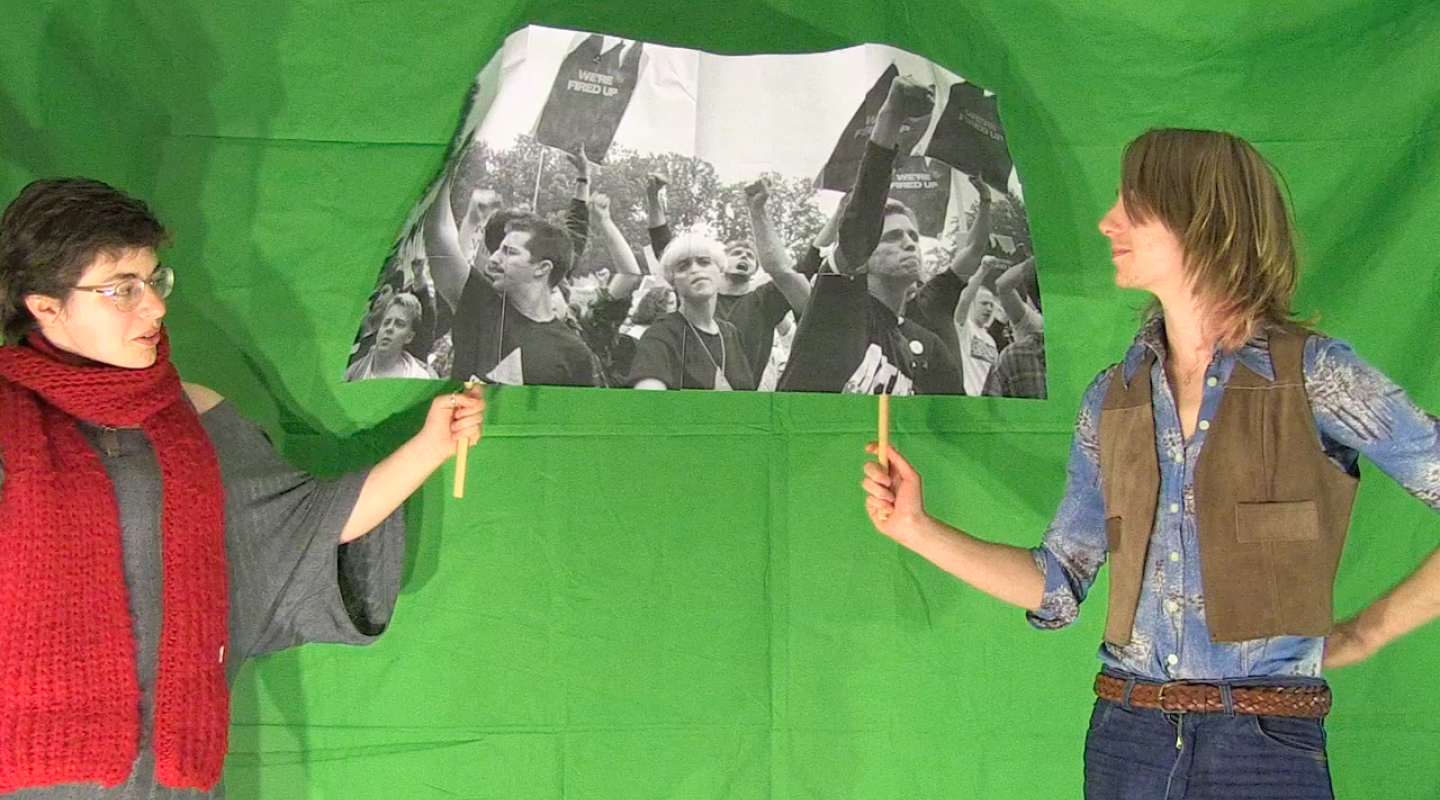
[0,401,405,799]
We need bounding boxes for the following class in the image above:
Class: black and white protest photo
[346,25,1046,397]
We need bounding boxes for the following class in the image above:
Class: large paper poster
[346,25,1045,397]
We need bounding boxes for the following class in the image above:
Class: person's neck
[506,283,555,322]
[31,332,107,369]
[1157,293,1221,372]
[718,274,752,296]
[867,274,909,315]
[680,298,718,332]
[371,347,404,371]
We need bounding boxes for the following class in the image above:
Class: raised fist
[743,177,771,208]
[883,75,934,120]
[566,145,595,181]
[966,173,990,201]
[589,192,612,220]
[468,188,503,216]
[979,254,1009,276]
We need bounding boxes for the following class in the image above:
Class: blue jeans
[1084,675,1334,799]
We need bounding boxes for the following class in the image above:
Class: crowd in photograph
[348,79,1045,397]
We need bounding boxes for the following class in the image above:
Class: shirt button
[1167,653,1179,666]
[1198,420,1210,431]
[1169,552,1180,562]
[1165,599,1180,614]
[1206,377,1218,387]
[1173,453,1184,464]
[1169,502,1180,513]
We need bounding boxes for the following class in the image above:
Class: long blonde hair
[1121,128,1308,349]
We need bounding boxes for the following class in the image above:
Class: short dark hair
[483,208,540,255]
[505,217,574,288]
[0,178,168,342]
[882,198,919,230]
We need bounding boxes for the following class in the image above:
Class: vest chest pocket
[1234,500,1320,543]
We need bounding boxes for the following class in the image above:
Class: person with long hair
[0,177,483,797]
[861,129,1440,798]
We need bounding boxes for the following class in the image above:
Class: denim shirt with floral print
[1029,318,1440,680]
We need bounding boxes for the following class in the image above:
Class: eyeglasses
[72,265,175,312]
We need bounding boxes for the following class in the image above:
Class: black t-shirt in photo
[449,269,596,386]
[650,221,796,385]
[716,282,792,384]
[626,311,756,391]
[778,273,963,395]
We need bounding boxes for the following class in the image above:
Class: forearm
[646,192,667,229]
[995,258,1032,296]
[949,199,990,279]
[953,269,986,327]
[565,197,590,254]
[892,512,1046,611]
[340,436,449,543]
[423,184,470,311]
[1348,544,1440,651]
[748,202,810,315]
[870,106,905,150]
[649,222,673,257]
[598,218,643,298]
[995,258,1035,325]
[457,207,491,265]
[836,141,898,274]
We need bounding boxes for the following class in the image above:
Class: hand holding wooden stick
[878,393,890,469]
[877,393,890,520]
[453,380,482,499]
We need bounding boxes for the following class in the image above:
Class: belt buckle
[1155,681,1187,713]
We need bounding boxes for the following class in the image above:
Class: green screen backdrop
[3,1,1438,797]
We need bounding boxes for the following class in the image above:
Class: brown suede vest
[1098,326,1358,644]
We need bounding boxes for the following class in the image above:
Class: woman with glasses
[0,177,482,797]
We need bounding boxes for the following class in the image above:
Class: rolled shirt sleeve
[1027,367,1113,629]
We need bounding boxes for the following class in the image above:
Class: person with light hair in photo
[343,292,437,380]
[863,128,1440,798]
[627,232,755,391]
[643,174,810,386]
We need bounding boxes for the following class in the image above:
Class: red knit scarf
[0,333,228,792]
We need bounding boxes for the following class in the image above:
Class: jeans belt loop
[1220,684,1235,715]
[1121,676,1137,708]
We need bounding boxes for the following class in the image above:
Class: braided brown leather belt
[1095,673,1331,718]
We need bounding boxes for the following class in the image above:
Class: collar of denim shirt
[1120,315,1279,386]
